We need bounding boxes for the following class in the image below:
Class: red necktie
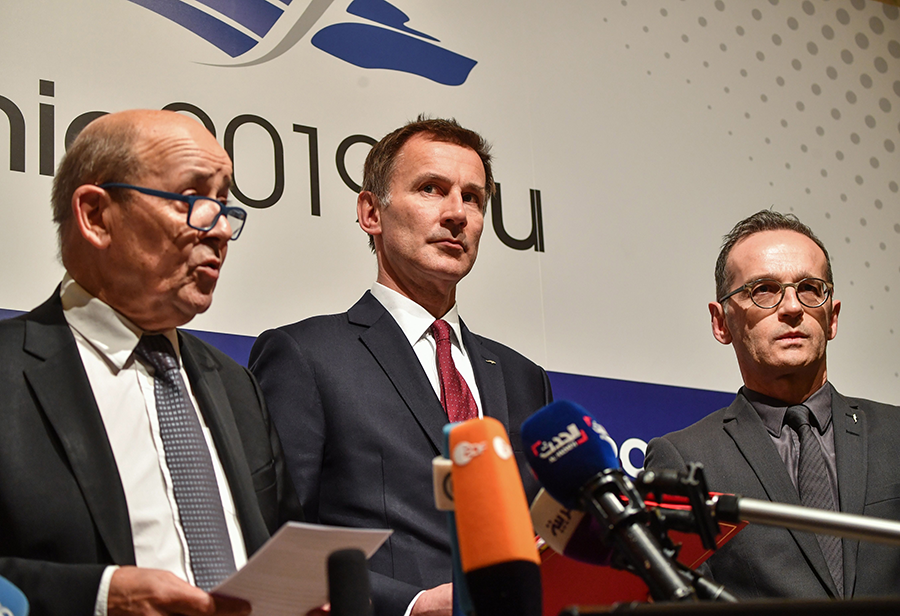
[431,319,479,423]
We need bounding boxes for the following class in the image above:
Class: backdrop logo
[124,0,477,85]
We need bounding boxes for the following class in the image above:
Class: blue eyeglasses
[99,183,247,240]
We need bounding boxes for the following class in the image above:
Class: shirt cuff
[404,590,426,616]
[94,565,119,616]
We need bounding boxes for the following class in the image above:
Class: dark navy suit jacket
[250,291,552,616]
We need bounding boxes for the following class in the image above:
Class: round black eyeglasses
[717,278,833,309]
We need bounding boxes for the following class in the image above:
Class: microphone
[530,487,613,566]
[0,575,29,616]
[327,549,373,616]
[449,417,542,616]
[521,400,696,602]
[434,423,475,616]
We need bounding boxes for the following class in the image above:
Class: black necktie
[135,334,236,590]
[784,404,843,596]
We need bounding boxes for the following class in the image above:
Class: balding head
[52,110,215,265]
[55,110,235,331]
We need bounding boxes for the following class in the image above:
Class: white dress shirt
[370,282,483,418]
[59,275,247,614]
[370,283,482,616]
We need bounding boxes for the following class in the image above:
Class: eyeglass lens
[188,198,246,238]
[749,279,828,308]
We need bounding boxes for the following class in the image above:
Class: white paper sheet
[212,522,392,615]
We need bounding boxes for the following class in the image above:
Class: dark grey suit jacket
[0,292,303,616]
[249,291,552,616]
[645,387,900,599]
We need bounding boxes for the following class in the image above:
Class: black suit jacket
[249,291,552,616]
[0,292,303,616]
[645,387,900,599]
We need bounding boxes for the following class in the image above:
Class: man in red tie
[250,116,552,616]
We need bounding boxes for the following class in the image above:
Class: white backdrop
[2,0,898,406]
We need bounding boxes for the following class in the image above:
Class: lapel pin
[485,359,496,365]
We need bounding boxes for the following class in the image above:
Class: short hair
[51,117,143,258]
[715,209,834,302]
[361,115,494,251]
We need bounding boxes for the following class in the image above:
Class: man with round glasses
[646,209,900,600]
[0,109,302,615]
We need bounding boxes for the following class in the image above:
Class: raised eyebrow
[412,172,451,188]
[182,171,231,192]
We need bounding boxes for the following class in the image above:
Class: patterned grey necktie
[784,404,843,597]
[135,334,236,591]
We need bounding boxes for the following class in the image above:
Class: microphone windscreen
[0,575,29,616]
[450,417,539,571]
[327,548,373,616]
[449,417,541,616]
[521,400,619,509]
[440,422,475,616]
[530,488,613,566]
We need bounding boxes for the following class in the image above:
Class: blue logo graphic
[124,0,477,85]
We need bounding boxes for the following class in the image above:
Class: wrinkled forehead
[393,135,485,185]
[134,116,232,182]
[727,230,829,283]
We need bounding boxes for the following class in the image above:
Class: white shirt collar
[370,282,466,353]
[60,273,180,372]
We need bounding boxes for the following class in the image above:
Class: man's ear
[827,298,841,341]
[710,301,733,345]
[72,184,115,249]
[357,191,382,237]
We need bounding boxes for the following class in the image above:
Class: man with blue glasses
[646,210,900,600]
[0,109,302,616]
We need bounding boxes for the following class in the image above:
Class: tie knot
[784,404,813,431]
[135,334,179,374]
[431,319,452,344]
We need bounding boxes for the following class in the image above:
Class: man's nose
[442,191,468,228]
[778,285,804,315]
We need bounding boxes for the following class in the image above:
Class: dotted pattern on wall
[606,0,899,380]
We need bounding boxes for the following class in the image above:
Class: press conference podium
[542,519,900,616]
[560,597,900,615]
[540,518,745,616]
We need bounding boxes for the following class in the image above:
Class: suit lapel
[22,294,135,565]
[350,293,448,454]
[461,323,509,430]
[724,395,839,596]
[831,389,865,597]
[179,334,270,554]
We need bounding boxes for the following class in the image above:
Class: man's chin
[768,353,824,375]
[169,292,215,327]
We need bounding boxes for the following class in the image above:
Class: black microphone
[521,401,696,602]
[328,549,373,616]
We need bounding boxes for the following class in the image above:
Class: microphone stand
[639,463,900,548]
[713,495,900,546]
[579,471,698,602]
